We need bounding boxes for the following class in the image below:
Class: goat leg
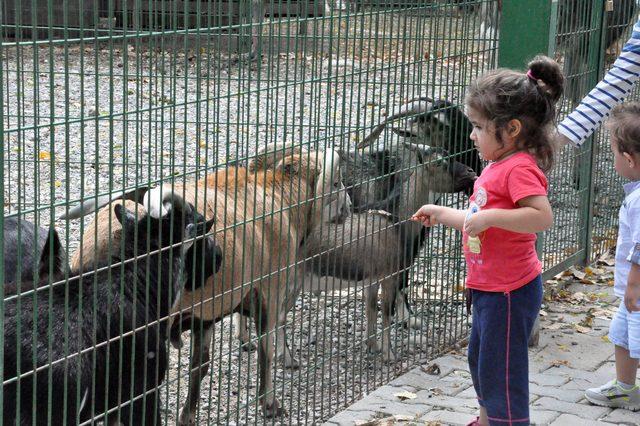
[255,297,286,418]
[394,288,423,330]
[178,321,214,426]
[365,281,381,355]
[275,279,303,369]
[232,313,257,352]
[381,279,397,363]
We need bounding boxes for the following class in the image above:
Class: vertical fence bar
[583,0,606,264]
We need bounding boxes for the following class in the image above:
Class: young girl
[412,56,563,426]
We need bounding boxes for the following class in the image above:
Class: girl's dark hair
[607,102,640,156]
[465,55,565,172]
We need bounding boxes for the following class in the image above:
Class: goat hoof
[240,341,257,352]
[262,399,286,418]
[171,336,184,350]
[284,356,300,370]
[178,410,195,426]
[383,350,398,363]
[406,316,424,330]
[528,331,540,347]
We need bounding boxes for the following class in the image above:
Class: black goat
[3,196,222,425]
[358,97,482,181]
[3,217,66,286]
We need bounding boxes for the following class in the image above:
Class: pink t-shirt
[463,152,548,293]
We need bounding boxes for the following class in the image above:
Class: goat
[147,148,348,422]
[357,97,482,178]
[477,0,638,104]
[244,143,476,363]
[3,194,222,425]
[3,217,66,285]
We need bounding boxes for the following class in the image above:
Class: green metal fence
[0,0,634,424]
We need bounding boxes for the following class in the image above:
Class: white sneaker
[585,379,640,411]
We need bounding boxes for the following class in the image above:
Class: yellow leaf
[394,390,417,401]
[54,180,62,188]
[199,140,206,148]
[601,335,610,343]
[39,151,51,160]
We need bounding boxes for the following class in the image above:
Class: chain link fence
[0,0,633,424]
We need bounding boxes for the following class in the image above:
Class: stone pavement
[325,272,640,425]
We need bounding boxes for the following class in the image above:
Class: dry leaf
[550,359,570,367]
[422,363,441,376]
[574,324,591,334]
[54,180,62,188]
[601,335,610,343]
[394,390,417,401]
[39,151,51,160]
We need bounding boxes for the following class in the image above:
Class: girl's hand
[624,282,640,312]
[464,210,491,237]
[411,204,440,227]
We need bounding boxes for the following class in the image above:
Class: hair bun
[527,55,564,103]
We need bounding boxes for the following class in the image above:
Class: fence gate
[0,0,633,424]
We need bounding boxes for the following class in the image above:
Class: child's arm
[464,195,553,236]
[411,205,466,232]
[625,263,640,313]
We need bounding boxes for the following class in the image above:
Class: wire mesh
[0,0,631,424]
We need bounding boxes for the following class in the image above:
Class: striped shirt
[559,18,640,147]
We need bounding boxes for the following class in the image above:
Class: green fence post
[498,0,558,258]
[583,0,606,264]
[498,0,557,68]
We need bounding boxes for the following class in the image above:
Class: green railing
[0,0,633,423]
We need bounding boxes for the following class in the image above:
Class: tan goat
[68,147,349,422]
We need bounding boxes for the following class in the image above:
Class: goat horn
[357,98,434,149]
[143,184,192,219]
[58,186,150,220]
[248,142,297,172]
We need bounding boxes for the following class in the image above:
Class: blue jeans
[468,275,543,426]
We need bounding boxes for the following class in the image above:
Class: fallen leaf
[39,151,51,160]
[574,324,591,334]
[428,387,443,396]
[54,180,62,188]
[601,335,610,343]
[394,391,417,401]
[550,359,570,368]
[422,363,441,376]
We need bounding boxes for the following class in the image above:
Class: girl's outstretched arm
[411,205,466,232]
[464,195,553,236]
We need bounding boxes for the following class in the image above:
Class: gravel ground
[1,6,625,425]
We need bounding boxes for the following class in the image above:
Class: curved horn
[58,186,150,220]
[357,98,434,149]
[143,184,192,218]
[248,142,296,172]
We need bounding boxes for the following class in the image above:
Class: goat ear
[276,155,301,176]
[38,227,64,278]
[114,204,138,230]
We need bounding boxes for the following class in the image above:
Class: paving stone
[532,396,610,419]
[353,400,431,418]
[601,408,640,425]
[388,367,438,391]
[533,331,613,372]
[405,391,479,414]
[324,410,377,426]
[539,365,614,386]
[423,354,470,377]
[529,372,570,387]
[530,409,560,425]
[529,382,584,403]
[592,360,616,378]
[419,409,478,426]
[549,413,616,425]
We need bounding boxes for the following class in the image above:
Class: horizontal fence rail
[0,0,632,424]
